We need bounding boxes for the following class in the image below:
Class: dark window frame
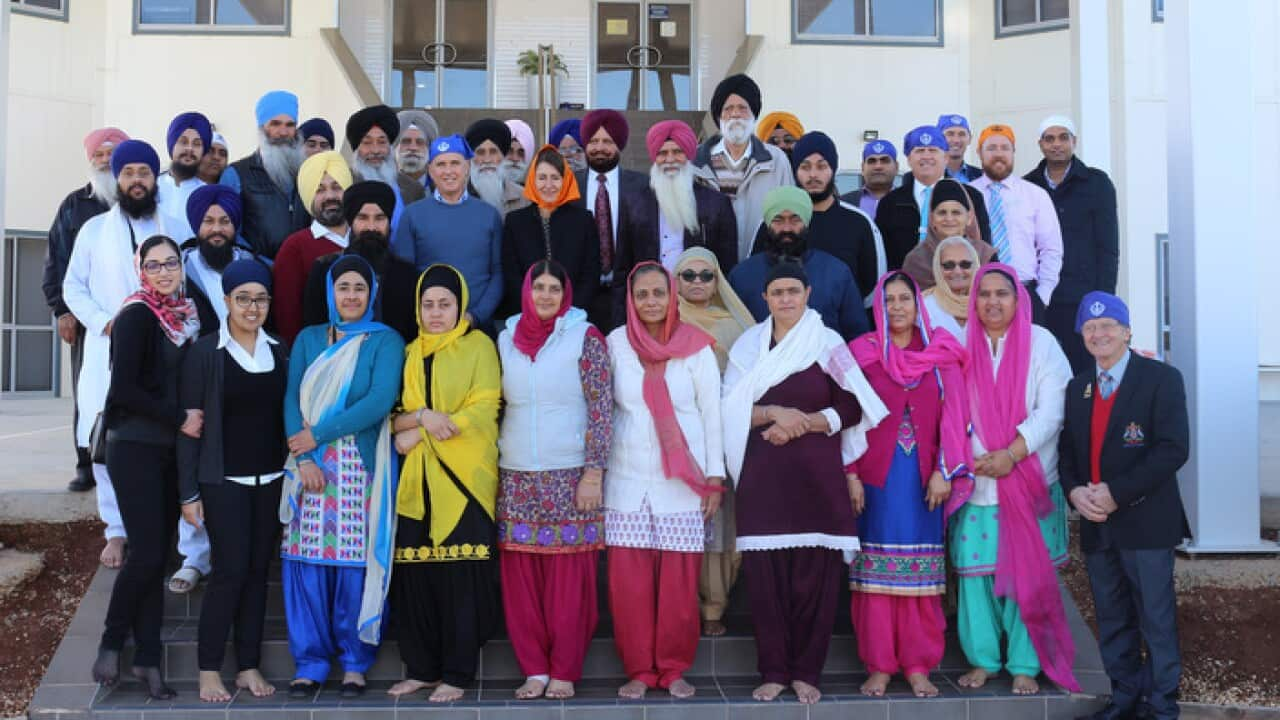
[994,0,1068,38]
[132,0,291,36]
[791,0,945,48]
[10,0,69,22]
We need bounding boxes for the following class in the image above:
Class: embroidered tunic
[282,435,369,566]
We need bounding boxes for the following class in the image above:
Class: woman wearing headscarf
[672,247,751,636]
[901,178,997,291]
[721,261,886,705]
[501,145,601,319]
[921,236,981,343]
[605,262,723,700]
[951,264,1077,696]
[846,271,971,699]
[496,260,612,700]
[279,255,404,699]
[386,264,502,703]
[91,235,202,699]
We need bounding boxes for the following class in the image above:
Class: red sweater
[1089,387,1117,485]
[272,227,343,346]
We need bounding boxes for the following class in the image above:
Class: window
[1153,0,1164,22]
[1156,233,1170,358]
[134,0,288,34]
[995,0,1067,37]
[793,0,942,46]
[10,0,68,21]
[1,232,58,394]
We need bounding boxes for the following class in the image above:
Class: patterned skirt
[949,482,1070,577]
[605,496,704,553]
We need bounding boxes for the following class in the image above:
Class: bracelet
[1006,448,1018,464]
[416,408,426,427]
[297,457,314,466]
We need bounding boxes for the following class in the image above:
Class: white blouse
[604,326,725,515]
[967,325,1071,506]
[923,293,966,346]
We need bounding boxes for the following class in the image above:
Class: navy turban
[298,117,335,147]
[221,258,272,295]
[549,118,582,147]
[110,139,160,178]
[186,184,243,237]
[791,131,838,174]
[166,111,212,158]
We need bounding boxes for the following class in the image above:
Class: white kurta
[923,293,966,345]
[156,171,205,240]
[966,325,1071,506]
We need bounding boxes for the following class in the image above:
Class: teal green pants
[956,575,1040,677]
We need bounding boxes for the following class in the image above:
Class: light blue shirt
[1096,348,1131,396]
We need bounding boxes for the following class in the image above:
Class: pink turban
[83,127,130,162]
[505,119,535,160]
[581,109,630,150]
[646,120,697,162]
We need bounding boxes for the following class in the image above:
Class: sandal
[288,680,318,699]
[168,566,203,594]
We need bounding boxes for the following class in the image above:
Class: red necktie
[595,174,614,272]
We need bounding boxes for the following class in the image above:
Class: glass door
[389,0,490,108]
[596,1,694,111]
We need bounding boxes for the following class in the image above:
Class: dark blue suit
[1059,352,1190,719]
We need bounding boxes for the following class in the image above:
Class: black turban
[342,181,396,225]
[711,74,762,126]
[330,255,374,288]
[464,118,512,156]
[765,258,809,290]
[345,105,400,149]
[418,264,463,304]
[929,178,972,212]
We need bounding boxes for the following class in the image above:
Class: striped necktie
[989,182,1011,263]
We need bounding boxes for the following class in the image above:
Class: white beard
[353,154,399,187]
[471,165,506,210]
[649,163,700,234]
[397,150,426,175]
[258,129,303,192]
[89,167,118,206]
[502,159,527,186]
[722,116,754,146]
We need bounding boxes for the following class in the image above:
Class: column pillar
[1069,0,1112,174]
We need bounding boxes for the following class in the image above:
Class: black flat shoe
[91,648,120,686]
[131,666,176,700]
[288,680,318,698]
[340,681,367,698]
[68,474,96,492]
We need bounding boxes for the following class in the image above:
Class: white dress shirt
[217,325,284,486]
[310,219,348,249]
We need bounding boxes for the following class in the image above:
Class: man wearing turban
[346,104,418,234]
[43,126,128,494]
[394,109,439,192]
[223,90,309,258]
[463,118,531,219]
[693,73,794,261]
[196,132,230,186]
[549,118,587,173]
[754,111,804,159]
[298,117,334,157]
[272,151,355,345]
[158,111,213,239]
[504,118,535,185]
[181,183,257,332]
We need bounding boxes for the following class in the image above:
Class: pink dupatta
[962,263,1079,692]
[624,262,722,497]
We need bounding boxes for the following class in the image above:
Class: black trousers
[1084,544,1181,720]
[69,325,91,477]
[197,477,283,672]
[1024,280,1048,326]
[1046,298,1092,376]
[101,438,179,667]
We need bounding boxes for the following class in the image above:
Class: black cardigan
[500,203,602,318]
[105,303,188,446]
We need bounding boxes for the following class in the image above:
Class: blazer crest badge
[1123,421,1144,447]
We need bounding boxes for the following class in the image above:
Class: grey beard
[471,166,505,210]
[258,130,303,193]
[397,151,426,175]
[722,116,754,146]
[502,159,527,186]
[89,167,118,206]
[353,155,400,187]
[566,154,587,173]
[649,164,700,234]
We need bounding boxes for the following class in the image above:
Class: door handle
[421,41,443,65]
[439,42,459,66]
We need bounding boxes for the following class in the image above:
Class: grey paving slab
[887,697,970,720]
[968,695,1049,719]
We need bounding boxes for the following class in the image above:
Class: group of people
[44,72,1187,720]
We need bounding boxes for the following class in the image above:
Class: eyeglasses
[560,146,584,157]
[679,270,716,284]
[940,260,974,271]
[141,258,181,275]
[232,294,272,309]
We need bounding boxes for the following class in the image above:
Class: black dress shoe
[91,648,120,686]
[68,473,96,492]
[131,666,177,700]
[340,681,367,698]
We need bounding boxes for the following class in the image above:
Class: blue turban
[903,126,948,154]
[862,139,898,161]
[1076,291,1130,333]
[548,118,582,148]
[791,131,838,173]
[298,117,334,147]
[255,90,298,127]
[186,184,242,237]
[110,139,160,178]
[221,258,272,295]
[166,111,212,158]
[429,133,473,162]
[936,113,971,133]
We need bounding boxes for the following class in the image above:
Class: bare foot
[618,679,648,700]
[792,680,821,704]
[667,677,695,699]
[545,679,575,699]
[235,669,275,697]
[1011,674,1040,695]
[199,671,232,703]
[702,619,727,636]
[907,672,938,698]
[387,679,438,697]
[957,667,990,689]
[861,671,891,696]
[428,682,464,703]
[100,537,125,569]
[752,682,786,701]
[514,677,547,699]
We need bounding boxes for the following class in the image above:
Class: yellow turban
[755,111,804,143]
[296,150,353,211]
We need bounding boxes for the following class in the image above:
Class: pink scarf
[120,249,199,347]
[963,264,1079,692]
[849,272,971,494]
[624,262,721,498]
[512,264,574,359]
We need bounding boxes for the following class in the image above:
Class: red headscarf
[512,261,574,359]
[624,262,721,497]
[120,240,200,347]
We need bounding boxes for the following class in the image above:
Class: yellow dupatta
[397,264,502,548]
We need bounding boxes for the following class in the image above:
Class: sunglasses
[679,270,716,284]
[940,260,974,271]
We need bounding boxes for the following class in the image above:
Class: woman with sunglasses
[921,237,982,343]
[92,235,202,698]
[901,178,996,291]
[176,259,287,703]
[672,247,752,637]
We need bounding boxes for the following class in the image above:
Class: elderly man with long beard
[43,127,128,494]
[223,91,309,259]
[395,109,439,193]
[346,104,423,235]
[464,118,530,220]
[613,119,737,321]
[694,73,793,262]
[504,118,535,185]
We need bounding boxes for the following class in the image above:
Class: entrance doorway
[595,1,694,111]
[389,0,490,108]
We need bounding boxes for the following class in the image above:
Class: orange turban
[978,124,1016,150]
[755,112,804,143]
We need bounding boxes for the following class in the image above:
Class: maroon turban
[581,109,630,150]
[645,120,697,163]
